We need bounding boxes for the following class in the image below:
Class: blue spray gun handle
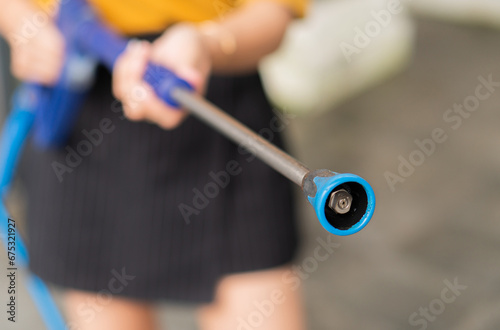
[80,37,195,108]
[61,0,195,107]
[69,3,195,107]
[88,39,196,107]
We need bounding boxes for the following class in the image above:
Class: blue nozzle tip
[306,172,375,236]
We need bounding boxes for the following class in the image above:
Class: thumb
[175,66,207,93]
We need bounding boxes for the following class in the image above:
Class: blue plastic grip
[143,63,195,108]
[61,0,194,108]
[72,12,129,69]
[59,0,194,106]
[306,171,375,236]
[57,0,126,67]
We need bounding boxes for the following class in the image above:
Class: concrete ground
[2,18,500,329]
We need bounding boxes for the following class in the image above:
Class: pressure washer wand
[173,89,375,235]
[174,89,362,214]
[174,89,310,185]
[59,0,376,235]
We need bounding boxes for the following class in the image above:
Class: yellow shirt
[37,0,307,35]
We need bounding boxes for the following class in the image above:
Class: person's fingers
[124,68,188,129]
[137,94,187,130]
[10,47,27,79]
[39,27,65,61]
[113,40,152,120]
[122,83,151,121]
[124,41,151,86]
[149,24,211,94]
[114,35,195,130]
[122,82,188,130]
[10,30,65,85]
[31,51,64,83]
[11,50,58,84]
[10,62,25,82]
[113,40,143,99]
[175,65,206,93]
[42,45,65,79]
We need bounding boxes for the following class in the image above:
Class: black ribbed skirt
[20,67,298,303]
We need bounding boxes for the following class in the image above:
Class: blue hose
[0,85,67,329]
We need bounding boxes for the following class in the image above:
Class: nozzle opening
[324,182,368,231]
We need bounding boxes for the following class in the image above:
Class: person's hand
[8,20,65,85]
[112,23,212,130]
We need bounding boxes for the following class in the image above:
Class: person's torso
[36,0,306,35]
[87,0,244,34]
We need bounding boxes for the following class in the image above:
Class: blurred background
[1,0,500,328]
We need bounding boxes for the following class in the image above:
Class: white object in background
[259,0,415,115]
[408,0,500,28]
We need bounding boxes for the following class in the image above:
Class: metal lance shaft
[172,88,352,214]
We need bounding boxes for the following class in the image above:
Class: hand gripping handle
[143,63,194,108]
